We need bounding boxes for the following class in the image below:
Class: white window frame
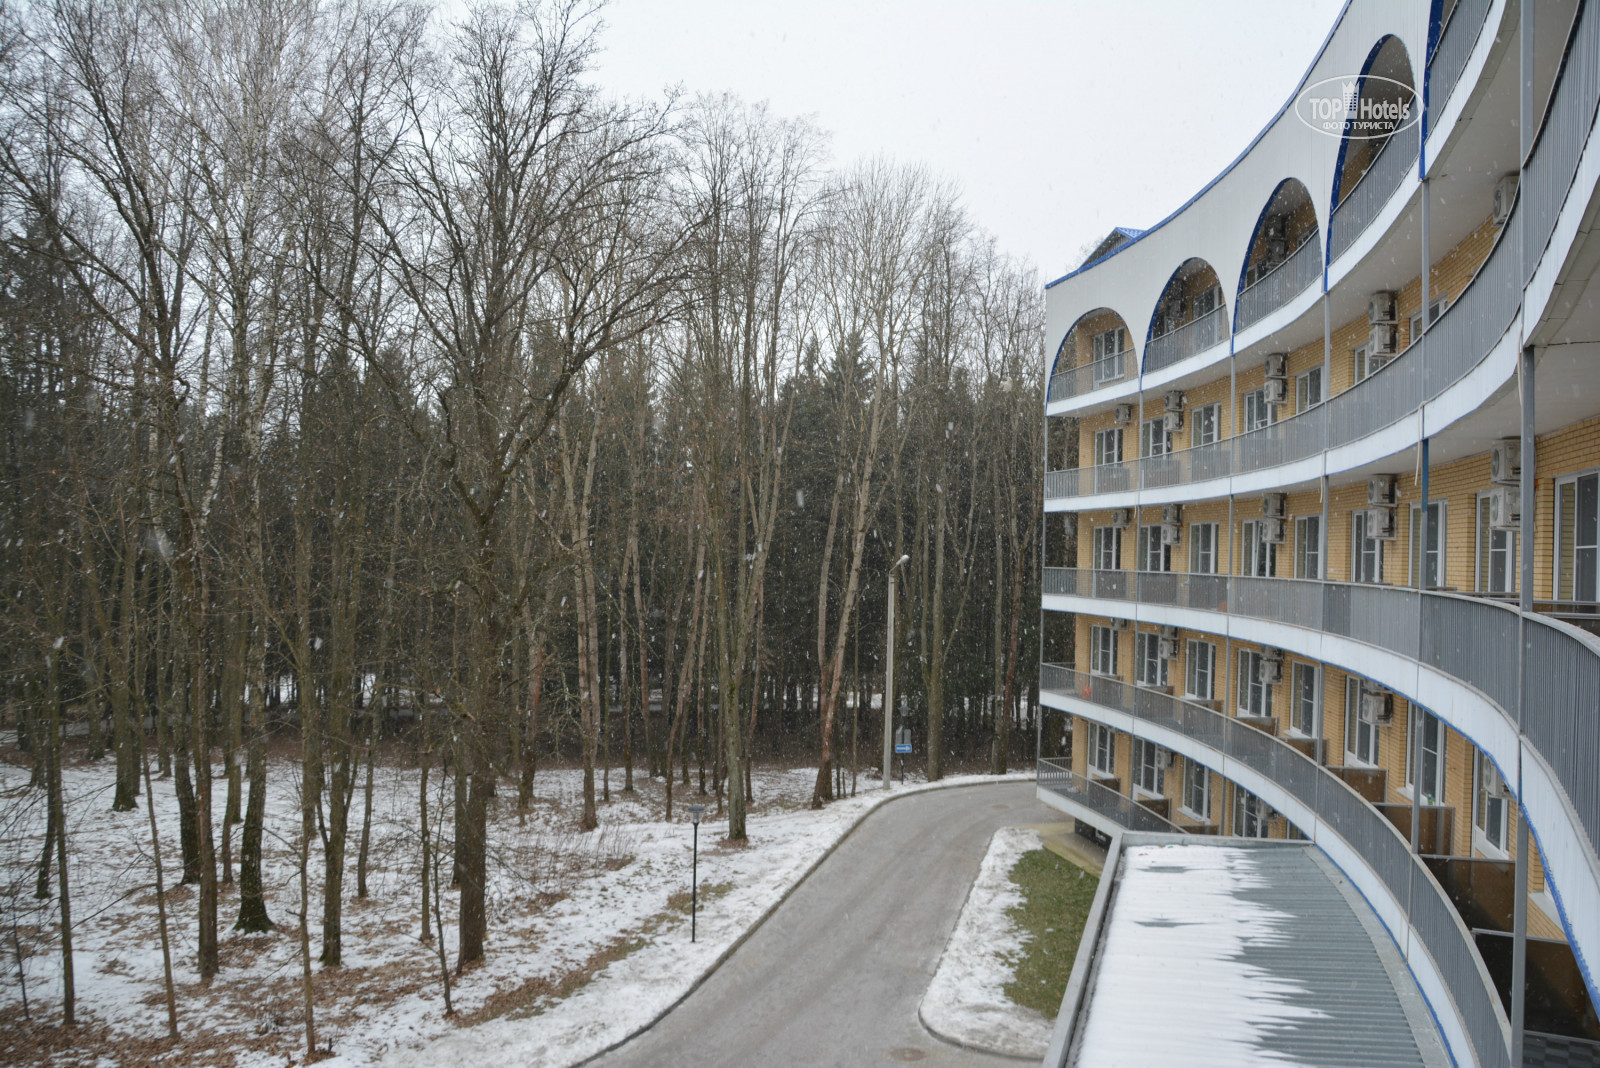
[1296,367,1323,412]
[1242,519,1276,577]
[1092,326,1128,384]
[1089,722,1116,777]
[1191,403,1220,448]
[1093,426,1124,468]
[1236,648,1271,717]
[1185,639,1215,700]
[1188,522,1218,574]
[1554,471,1599,601]
[1353,342,1373,382]
[1344,677,1380,767]
[1093,525,1122,571]
[1409,501,1447,589]
[1408,294,1449,346]
[1290,662,1320,737]
[1140,418,1171,458]
[1137,525,1171,573]
[1132,737,1164,797]
[1406,708,1445,804]
[1294,515,1321,579]
[1183,762,1212,822]
[1474,751,1509,857]
[1236,788,1273,838]
[1352,510,1384,584]
[1090,625,1118,677]
[1242,387,1272,433]
[1134,632,1168,689]
[1475,493,1516,595]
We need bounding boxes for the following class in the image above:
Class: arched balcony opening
[1145,258,1227,374]
[1235,179,1322,332]
[1329,36,1420,261]
[1049,308,1134,402]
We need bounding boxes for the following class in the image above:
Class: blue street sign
[895,743,912,754]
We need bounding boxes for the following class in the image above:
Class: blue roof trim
[1043,0,1356,292]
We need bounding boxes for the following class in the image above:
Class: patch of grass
[1003,849,1099,1016]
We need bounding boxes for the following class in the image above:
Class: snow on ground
[919,826,1054,1059]
[0,747,1031,1068]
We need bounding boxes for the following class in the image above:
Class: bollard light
[686,804,707,942]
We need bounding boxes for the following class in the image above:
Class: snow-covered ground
[919,826,1055,1059]
[0,749,1031,1067]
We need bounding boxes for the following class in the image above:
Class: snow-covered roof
[1064,840,1451,1068]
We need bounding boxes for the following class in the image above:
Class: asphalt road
[588,781,1053,1068]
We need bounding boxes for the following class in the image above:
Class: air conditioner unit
[1263,377,1289,405]
[1111,617,1131,632]
[1262,517,1287,544]
[1264,353,1288,379]
[1487,486,1520,530]
[1159,625,1180,640]
[1368,291,1397,325]
[1370,323,1398,356]
[1367,475,1397,505]
[1162,504,1182,525]
[1163,410,1184,433]
[1363,506,1398,540]
[1155,747,1176,770]
[1157,636,1179,660]
[1110,508,1132,529]
[1161,522,1181,546]
[1256,653,1284,686]
[1493,174,1519,227]
[1359,684,1394,725]
[1114,403,1135,425]
[1264,216,1287,241]
[1490,438,1521,485]
[1482,761,1509,798]
[1262,493,1287,519]
[1164,390,1185,413]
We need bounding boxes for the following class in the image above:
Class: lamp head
[686,803,707,825]
[894,554,910,569]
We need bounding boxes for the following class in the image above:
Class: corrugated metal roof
[1066,840,1451,1068]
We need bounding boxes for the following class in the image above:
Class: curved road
[590,781,1054,1068]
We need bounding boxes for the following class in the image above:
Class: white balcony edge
[1327,171,1422,294]
[1231,272,1325,353]
[1425,0,1511,177]
[1042,590,1600,1005]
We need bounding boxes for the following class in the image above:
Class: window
[1191,403,1220,448]
[1353,342,1378,382]
[1133,738,1165,796]
[1089,723,1116,776]
[1137,525,1171,572]
[1242,519,1276,577]
[1409,501,1446,589]
[1184,762,1212,820]
[1291,662,1320,737]
[1185,639,1215,700]
[1090,625,1118,676]
[1344,677,1380,766]
[1296,367,1323,412]
[1236,789,1273,838]
[1555,473,1599,601]
[1092,327,1127,383]
[1474,751,1508,854]
[1093,526,1122,571]
[1134,632,1168,689]
[1242,388,1273,433]
[1140,418,1171,458]
[1194,285,1220,318]
[1237,649,1271,717]
[1406,707,1445,804]
[1476,494,1516,594]
[1408,294,1449,346]
[1294,515,1321,579]
[1189,522,1218,574]
[1352,510,1384,584]
[1093,427,1124,468]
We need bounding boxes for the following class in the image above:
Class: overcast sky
[592,0,1348,283]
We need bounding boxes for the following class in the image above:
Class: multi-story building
[1036,2,1600,1065]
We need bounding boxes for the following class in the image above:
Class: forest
[0,0,1050,1049]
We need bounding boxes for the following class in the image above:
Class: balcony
[1046,347,1130,404]
[1426,0,1492,126]
[1329,119,1421,265]
[1143,304,1228,374]
[1234,230,1321,333]
[1037,665,1510,1068]
[1035,759,1180,836]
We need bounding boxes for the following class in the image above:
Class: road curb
[567,772,1037,1068]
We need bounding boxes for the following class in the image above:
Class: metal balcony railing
[1427,0,1492,124]
[1047,348,1130,404]
[1329,119,1421,263]
[1522,0,1600,286]
[1035,758,1181,833]
[1143,305,1228,374]
[1042,568,1600,887]
[1039,664,1510,1068]
[1234,231,1322,332]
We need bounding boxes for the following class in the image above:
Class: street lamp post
[686,803,706,942]
[883,554,910,790]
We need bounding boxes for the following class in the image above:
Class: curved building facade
[1038,2,1600,1065]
